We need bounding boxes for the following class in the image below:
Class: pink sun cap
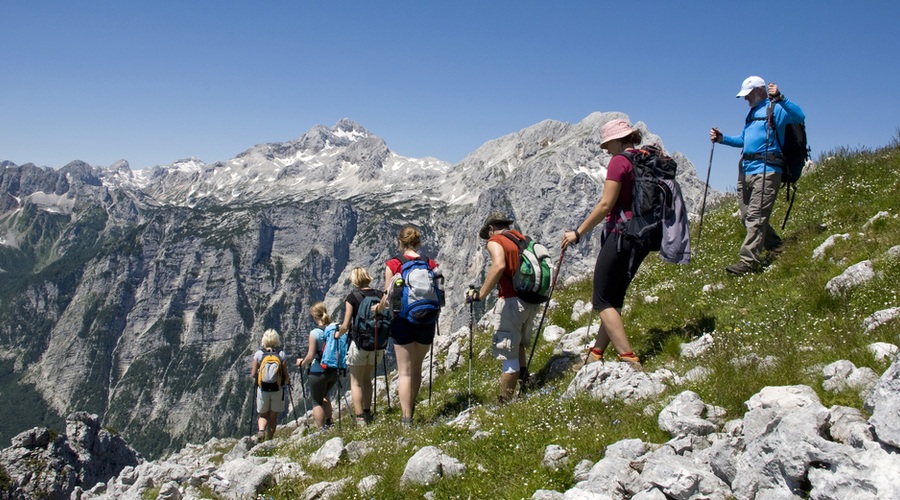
[599,119,635,148]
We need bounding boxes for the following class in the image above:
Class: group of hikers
[248,75,806,440]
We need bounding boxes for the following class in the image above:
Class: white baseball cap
[736,75,765,97]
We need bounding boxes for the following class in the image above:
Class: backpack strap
[311,328,325,364]
[499,231,524,246]
[498,232,526,270]
[349,290,365,337]
[397,254,430,267]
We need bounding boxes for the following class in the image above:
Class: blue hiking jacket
[722,97,806,176]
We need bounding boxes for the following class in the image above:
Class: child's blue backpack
[317,323,348,371]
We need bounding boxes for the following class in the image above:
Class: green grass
[250,139,900,498]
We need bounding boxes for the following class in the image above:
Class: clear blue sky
[2,1,897,191]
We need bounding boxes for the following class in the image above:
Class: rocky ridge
[2,315,897,499]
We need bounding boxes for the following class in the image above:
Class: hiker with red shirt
[373,225,438,427]
[466,212,541,402]
[561,119,647,370]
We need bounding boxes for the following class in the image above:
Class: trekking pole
[373,320,379,416]
[336,376,343,433]
[760,99,775,236]
[429,322,437,405]
[780,184,796,230]
[467,289,475,408]
[577,308,597,370]
[299,367,309,430]
[248,376,256,437]
[287,381,299,426]
[382,347,391,411]
[525,247,567,373]
[696,141,715,248]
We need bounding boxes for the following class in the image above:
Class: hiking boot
[256,430,266,443]
[571,348,603,372]
[619,354,643,371]
[400,416,414,428]
[725,262,755,275]
[355,416,368,427]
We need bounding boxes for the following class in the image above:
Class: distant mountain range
[0,112,719,457]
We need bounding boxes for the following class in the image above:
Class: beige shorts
[492,297,539,361]
[256,387,286,413]
[347,340,385,367]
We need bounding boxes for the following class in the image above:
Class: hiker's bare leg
[598,307,632,355]
[349,365,372,416]
[591,308,622,354]
[266,411,279,438]
[500,371,518,401]
[360,364,374,412]
[257,411,273,432]
[395,342,429,419]
[313,398,332,428]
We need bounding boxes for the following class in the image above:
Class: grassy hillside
[235,139,900,498]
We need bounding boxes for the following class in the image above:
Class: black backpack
[350,289,391,351]
[777,122,810,184]
[751,101,810,227]
[616,145,678,251]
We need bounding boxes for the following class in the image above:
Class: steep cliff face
[0,113,720,457]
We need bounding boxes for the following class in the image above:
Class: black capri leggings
[307,368,339,407]
[592,233,651,311]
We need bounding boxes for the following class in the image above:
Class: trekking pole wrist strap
[571,229,581,244]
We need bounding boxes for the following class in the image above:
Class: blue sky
[2,1,897,191]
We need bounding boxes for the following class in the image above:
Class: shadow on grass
[434,391,488,419]
[641,315,717,360]
[523,353,578,394]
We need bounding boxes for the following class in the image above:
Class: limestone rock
[863,307,900,333]
[0,412,140,500]
[658,391,724,438]
[679,333,714,358]
[826,260,875,296]
[400,446,466,486]
[864,359,900,448]
[812,233,850,259]
[867,342,899,360]
[308,437,346,469]
[564,362,666,404]
[541,444,569,469]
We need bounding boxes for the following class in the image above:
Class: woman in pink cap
[560,118,646,370]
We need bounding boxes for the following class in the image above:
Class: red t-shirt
[386,254,438,275]
[487,229,525,298]
[604,152,636,234]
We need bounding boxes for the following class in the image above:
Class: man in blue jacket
[711,75,806,275]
